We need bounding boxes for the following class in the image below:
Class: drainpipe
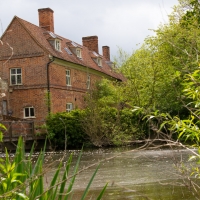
[47,55,54,114]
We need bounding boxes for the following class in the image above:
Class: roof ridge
[16,16,39,29]
[4,15,124,81]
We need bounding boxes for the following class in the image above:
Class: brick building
[0,8,123,121]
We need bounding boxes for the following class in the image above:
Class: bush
[46,110,89,149]
[82,106,145,147]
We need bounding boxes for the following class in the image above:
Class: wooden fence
[0,120,47,151]
[2,121,35,142]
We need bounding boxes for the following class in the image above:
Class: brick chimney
[82,36,99,53]
[102,46,110,61]
[38,8,54,32]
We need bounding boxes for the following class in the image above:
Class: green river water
[44,147,200,200]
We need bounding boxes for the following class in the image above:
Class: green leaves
[0,146,27,199]
[0,137,107,199]
[0,123,6,142]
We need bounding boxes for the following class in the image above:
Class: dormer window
[55,39,61,51]
[67,41,83,59]
[97,58,102,67]
[46,32,62,52]
[76,48,82,58]
[91,52,102,67]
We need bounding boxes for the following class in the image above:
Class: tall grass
[0,137,107,199]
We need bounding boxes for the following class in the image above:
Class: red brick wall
[102,46,110,61]
[38,8,54,32]
[49,63,101,113]
[0,18,104,121]
[0,18,44,61]
[82,36,99,53]
[8,88,48,120]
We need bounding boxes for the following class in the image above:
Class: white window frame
[24,107,35,118]
[87,74,90,89]
[10,68,22,85]
[97,58,102,67]
[76,48,82,58]
[55,39,61,51]
[66,103,73,112]
[66,70,71,86]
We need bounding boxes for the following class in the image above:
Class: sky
[0,0,179,59]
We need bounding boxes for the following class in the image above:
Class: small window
[66,103,73,112]
[87,75,90,89]
[10,68,22,85]
[66,70,71,86]
[76,48,82,58]
[24,107,35,118]
[55,39,61,51]
[97,58,102,67]
[64,47,72,55]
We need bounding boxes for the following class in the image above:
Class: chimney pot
[102,46,110,61]
[82,36,99,53]
[38,8,54,32]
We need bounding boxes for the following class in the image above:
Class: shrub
[46,110,89,149]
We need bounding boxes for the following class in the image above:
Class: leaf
[188,155,197,161]
[14,192,29,200]
[80,164,100,200]
[64,151,82,200]
[96,183,108,200]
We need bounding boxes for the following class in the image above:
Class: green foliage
[0,137,107,199]
[159,69,200,144]
[0,149,27,199]
[82,79,145,146]
[0,123,6,142]
[46,110,88,149]
[114,0,200,118]
[119,45,180,112]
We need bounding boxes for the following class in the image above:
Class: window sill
[55,49,62,52]
[24,117,36,119]
[10,84,23,86]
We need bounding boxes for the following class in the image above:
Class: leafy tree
[82,79,145,146]
[117,0,200,118]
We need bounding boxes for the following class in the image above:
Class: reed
[0,137,107,199]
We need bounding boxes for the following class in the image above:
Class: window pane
[17,68,21,74]
[66,103,73,112]
[17,75,21,84]
[25,108,29,117]
[66,70,71,85]
[11,69,16,74]
[66,77,70,85]
[11,76,16,85]
[66,70,70,75]
[87,75,90,89]
[30,108,34,116]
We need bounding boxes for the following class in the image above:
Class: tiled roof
[17,17,124,81]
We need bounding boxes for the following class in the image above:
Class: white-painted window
[24,107,35,118]
[97,58,102,67]
[87,75,90,89]
[76,48,82,58]
[10,68,22,85]
[55,39,61,51]
[66,70,71,86]
[66,103,73,112]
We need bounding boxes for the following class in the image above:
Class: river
[44,147,200,200]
